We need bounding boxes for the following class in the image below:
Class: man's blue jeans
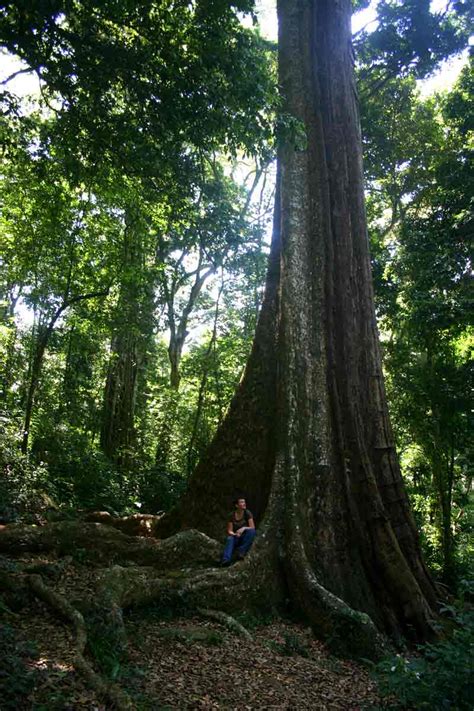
[222,528,256,563]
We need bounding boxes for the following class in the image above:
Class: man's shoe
[220,560,232,567]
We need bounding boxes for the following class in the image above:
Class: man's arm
[236,512,255,536]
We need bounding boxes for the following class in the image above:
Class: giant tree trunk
[156,0,438,653]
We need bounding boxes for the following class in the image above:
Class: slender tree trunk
[186,282,224,475]
[156,161,281,536]
[100,215,153,466]
[431,452,455,585]
[440,493,454,586]
[164,261,215,390]
[157,0,438,652]
[0,286,22,401]
[424,347,456,584]
[101,331,141,463]
[0,323,18,403]
[58,323,77,419]
[21,289,110,454]
[168,338,182,390]
[155,259,215,472]
[154,389,179,473]
[445,443,455,582]
[21,325,50,453]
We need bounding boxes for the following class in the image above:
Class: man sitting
[220,496,256,566]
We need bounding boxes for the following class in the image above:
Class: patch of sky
[0,51,40,98]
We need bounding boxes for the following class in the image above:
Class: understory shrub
[268,630,310,658]
[373,591,474,710]
[0,417,51,523]
[0,416,180,517]
[0,621,40,708]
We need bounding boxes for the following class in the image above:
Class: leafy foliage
[373,595,474,710]
[0,0,274,511]
[0,622,40,709]
[362,55,473,586]
[356,0,473,89]
[0,416,50,523]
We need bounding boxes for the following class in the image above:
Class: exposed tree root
[196,608,252,640]
[286,556,389,658]
[25,554,74,578]
[94,537,386,659]
[1,521,397,659]
[28,573,133,710]
[0,571,22,617]
[0,521,221,568]
[82,511,164,537]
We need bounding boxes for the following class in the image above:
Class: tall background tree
[0,0,277,510]
[361,57,473,586]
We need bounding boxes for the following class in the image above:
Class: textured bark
[21,324,50,453]
[274,0,438,642]
[156,0,438,654]
[6,0,438,662]
[100,329,141,460]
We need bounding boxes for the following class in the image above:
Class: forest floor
[1,547,384,710]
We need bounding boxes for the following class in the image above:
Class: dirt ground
[1,552,383,710]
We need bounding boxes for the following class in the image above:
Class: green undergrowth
[234,608,279,630]
[127,598,190,623]
[372,585,474,710]
[0,423,186,525]
[86,607,128,680]
[154,626,225,646]
[0,621,41,709]
[266,630,311,658]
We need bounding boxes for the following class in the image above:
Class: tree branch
[0,67,38,86]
